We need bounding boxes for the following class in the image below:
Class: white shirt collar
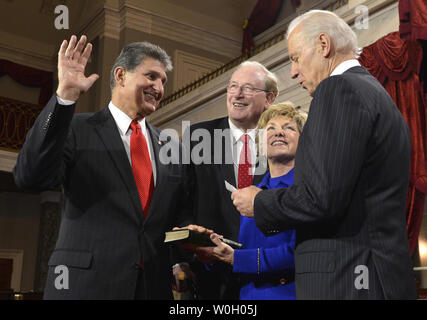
[330,59,361,77]
[228,118,257,144]
[108,101,147,135]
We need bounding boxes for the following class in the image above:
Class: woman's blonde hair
[257,101,307,157]
[258,101,307,133]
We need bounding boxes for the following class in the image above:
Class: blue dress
[233,169,296,300]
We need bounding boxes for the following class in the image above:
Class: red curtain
[0,59,53,106]
[399,0,427,41]
[359,32,427,255]
[242,0,283,53]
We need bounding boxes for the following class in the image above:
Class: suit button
[279,278,286,285]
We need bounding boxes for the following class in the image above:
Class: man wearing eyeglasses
[184,61,278,299]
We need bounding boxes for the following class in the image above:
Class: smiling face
[288,27,329,96]
[226,65,274,130]
[114,57,167,119]
[265,115,300,164]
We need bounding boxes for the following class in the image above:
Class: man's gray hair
[233,61,279,97]
[286,10,362,58]
[110,42,173,91]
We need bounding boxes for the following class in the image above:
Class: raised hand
[56,35,99,101]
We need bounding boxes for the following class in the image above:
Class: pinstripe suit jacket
[254,67,417,299]
[13,95,193,299]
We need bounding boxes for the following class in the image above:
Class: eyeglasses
[227,83,271,95]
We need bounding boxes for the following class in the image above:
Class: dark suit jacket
[187,117,264,299]
[189,116,264,241]
[13,95,193,299]
[254,67,417,299]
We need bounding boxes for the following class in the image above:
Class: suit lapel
[144,122,165,223]
[92,107,143,225]
[146,122,162,181]
[218,117,237,188]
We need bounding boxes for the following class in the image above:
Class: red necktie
[238,134,253,188]
[130,120,154,217]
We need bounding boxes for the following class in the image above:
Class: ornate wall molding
[0,96,42,152]
[173,50,222,91]
[121,4,241,58]
[148,0,399,129]
[39,0,69,15]
[77,2,241,57]
[255,0,347,45]
[78,5,121,41]
[0,30,55,72]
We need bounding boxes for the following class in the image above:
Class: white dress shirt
[56,96,156,185]
[330,59,361,76]
[228,118,257,185]
[108,102,157,185]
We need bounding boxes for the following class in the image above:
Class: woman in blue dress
[197,102,307,300]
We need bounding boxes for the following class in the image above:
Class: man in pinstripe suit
[232,10,417,299]
[13,35,192,299]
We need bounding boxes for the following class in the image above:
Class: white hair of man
[233,61,279,97]
[286,10,362,58]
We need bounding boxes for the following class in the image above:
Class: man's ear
[114,67,126,87]
[318,33,332,58]
[266,92,276,106]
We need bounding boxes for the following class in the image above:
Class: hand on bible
[173,224,214,235]
[195,233,234,265]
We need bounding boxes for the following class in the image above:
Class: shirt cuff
[57,96,76,105]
